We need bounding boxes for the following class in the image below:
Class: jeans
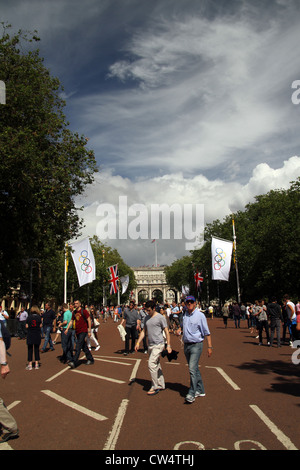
[61,329,73,362]
[73,332,94,366]
[148,343,165,390]
[184,342,205,397]
[125,325,137,353]
[258,320,270,343]
[41,325,54,351]
[270,319,281,346]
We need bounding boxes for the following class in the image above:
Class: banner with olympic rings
[211,236,233,282]
[69,238,96,287]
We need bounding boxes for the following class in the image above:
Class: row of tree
[0,25,137,305]
[165,178,300,304]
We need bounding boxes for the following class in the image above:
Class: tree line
[165,178,300,304]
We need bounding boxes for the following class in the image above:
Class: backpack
[0,322,11,351]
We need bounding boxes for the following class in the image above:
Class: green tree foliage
[0,24,98,297]
[66,237,136,306]
[166,179,300,303]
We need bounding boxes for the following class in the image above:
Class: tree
[0,24,98,298]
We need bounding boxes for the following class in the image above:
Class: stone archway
[131,266,179,304]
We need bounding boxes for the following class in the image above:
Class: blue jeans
[42,325,54,351]
[184,342,204,397]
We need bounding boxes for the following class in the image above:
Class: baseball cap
[185,295,196,302]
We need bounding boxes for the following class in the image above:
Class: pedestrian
[25,305,42,370]
[254,299,270,346]
[41,302,56,352]
[66,300,94,368]
[86,305,100,352]
[120,300,140,355]
[222,302,229,328]
[267,297,283,348]
[53,306,63,345]
[283,294,298,344]
[59,303,74,363]
[182,295,212,404]
[135,300,172,395]
[137,305,148,353]
[17,306,28,339]
[232,301,241,328]
[0,322,19,444]
[0,307,9,328]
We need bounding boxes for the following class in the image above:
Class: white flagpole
[232,216,241,303]
[64,243,68,303]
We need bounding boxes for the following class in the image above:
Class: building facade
[131,266,179,304]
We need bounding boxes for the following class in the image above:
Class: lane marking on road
[72,369,125,384]
[45,367,70,382]
[93,357,132,366]
[7,400,21,410]
[205,366,241,390]
[129,359,141,382]
[103,399,129,450]
[41,389,108,421]
[250,404,298,450]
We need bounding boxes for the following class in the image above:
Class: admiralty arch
[131,266,180,304]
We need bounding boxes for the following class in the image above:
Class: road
[1,315,299,453]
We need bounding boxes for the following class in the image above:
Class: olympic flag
[69,238,96,287]
[211,236,233,282]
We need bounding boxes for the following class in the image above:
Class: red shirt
[72,308,90,334]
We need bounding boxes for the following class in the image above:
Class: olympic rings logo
[214,248,226,271]
[79,250,93,274]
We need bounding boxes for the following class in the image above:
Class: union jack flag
[107,264,119,295]
[194,270,203,291]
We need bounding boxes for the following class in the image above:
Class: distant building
[131,266,179,304]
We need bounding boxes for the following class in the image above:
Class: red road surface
[1,316,299,452]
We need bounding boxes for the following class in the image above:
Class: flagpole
[152,239,158,267]
[64,243,68,303]
[102,249,106,306]
[232,216,241,303]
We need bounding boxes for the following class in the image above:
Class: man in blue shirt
[183,296,212,403]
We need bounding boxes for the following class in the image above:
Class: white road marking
[205,366,241,390]
[46,367,70,382]
[72,369,125,384]
[103,399,129,450]
[7,401,21,410]
[94,357,132,366]
[129,359,141,382]
[250,405,298,450]
[41,390,108,421]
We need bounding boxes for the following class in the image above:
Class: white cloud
[76,156,300,266]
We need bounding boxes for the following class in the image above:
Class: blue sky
[2,0,300,266]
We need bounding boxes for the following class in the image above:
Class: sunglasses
[186,300,195,304]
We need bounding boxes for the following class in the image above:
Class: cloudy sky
[2,0,300,266]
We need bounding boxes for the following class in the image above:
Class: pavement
[0,316,299,453]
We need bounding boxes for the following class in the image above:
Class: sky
[2,0,300,267]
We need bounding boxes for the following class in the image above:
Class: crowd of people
[0,292,299,443]
[221,294,300,347]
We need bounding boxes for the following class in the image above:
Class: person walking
[182,296,212,404]
[267,297,283,348]
[0,322,19,443]
[66,300,94,369]
[59,303,74,364]
[135,300,172,395]
[254,299,270,346]
[41,302,56,353]
[25,305,42,370]
[120,301,140,355]
[17,306,28,340]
